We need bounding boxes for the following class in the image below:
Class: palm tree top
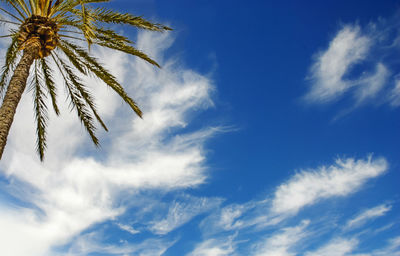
[0,0,171,160]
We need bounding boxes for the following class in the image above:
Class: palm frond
[52,0,109,22]
[40,58,60,115]
[27,0,36,15]
[38,0,48,16]
[90,7,172,31]
[51,52,101,146]
[59,28,84,35]
[0,34,19,97]
[0,18,20,25]
[59,33,86,41]
[62,61,108,131]
[95,39,160,68]
[79,0,95,46]
[21,0,32,14]
[46,0,54,16]
[56,15,82,29]
[58,40,87,73]
[94,27,132,45]
[55,48,108,131]
[60,40,143,117]
[0,0,29,18]
[32,60,48,161]
[0,7,23,22]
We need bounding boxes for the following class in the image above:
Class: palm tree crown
[0,0,171,160]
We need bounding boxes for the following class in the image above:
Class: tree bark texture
[0,44,39,159]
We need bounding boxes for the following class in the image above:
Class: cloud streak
[390,80,400,106]
[305,25,372,103]
[187,235,237,256]
[149,195,223,235]
[344,204,392,230]
[304,20,400,111]
[253,220,310,256]
[304,238,359,256]
[63,231,175,256]
[271,157,387,215]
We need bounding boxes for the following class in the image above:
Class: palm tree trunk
[0,43,39,160]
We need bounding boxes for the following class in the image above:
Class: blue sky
[0,0,399,255]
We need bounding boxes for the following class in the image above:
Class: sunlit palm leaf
[32,60,48,160]
[40,58,60,115]
[0,34,20,97]
[51,52,100,146]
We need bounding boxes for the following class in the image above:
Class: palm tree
[0,0,171,161]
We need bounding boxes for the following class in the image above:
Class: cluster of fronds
[0,0,171,160]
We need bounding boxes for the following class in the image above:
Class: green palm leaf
[32,60,48,160]
[51,52,100,146]
[0,34,19,97]
[40,58,60,115]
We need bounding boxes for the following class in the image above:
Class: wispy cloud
[187,235,237,256]
[199,202,252,235]
[252,220,310,256]
[304,19,400,112]
[354,63,389,104]
[0,31,216,256]
[390,80,400,106]
[305,25,372,103]
[116,223,140,235]
[149,195,223,235]
[271,157,387,215]
[63,231,176,256]
[304,238,359,256]
[344,204,392,230]
[304,235,400,256]
[373,236,400,256]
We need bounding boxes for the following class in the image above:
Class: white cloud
[304,23,398,110]
[116,223,140,235]
[305,236,400,256]
[215,204,247,230]
[355,63,389,104]
[390,80,400,106]
[306,25,371,103]
[373,236,400,256]
[63,231,175,256]
[305,238,359,256]
[253,220,310,256]
[344,204,392,230]
[271,157,388,215]
[0,31,216,256]
[199,203,251,235]
[149,195,222,235]
[187,235,237,256]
